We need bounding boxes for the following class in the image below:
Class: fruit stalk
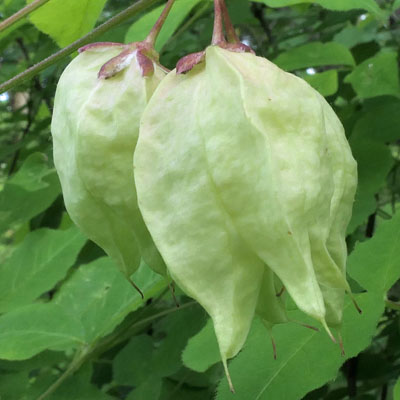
[220,0,239,43]
[212,0,225,45]
[145,0,177,46]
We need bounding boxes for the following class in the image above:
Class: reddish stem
[145,0,176,46]
[220,0,239,43]
[212,0,225,45]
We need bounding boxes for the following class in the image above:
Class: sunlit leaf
[54,258,166,342]
[217,293,383,399]
[125,0,203,51]
[27,0,107,47]
[298,70,338,96]
[344,52,400,99]
[394,378,400,400]
[0,303,85,360]
[253,0,387,21]
[273,42,355,71]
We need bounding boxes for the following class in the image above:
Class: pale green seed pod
[192,46,357,331]
[51,45,166,279]
[133,63,265,378]
[134,45,357,368]
[308,96,358,328]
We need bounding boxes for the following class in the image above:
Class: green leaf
[344,52,400,99]
[0,227,86,313]
[25,363,113,400]
[0,153,61,234]
[125,0,202,51]
[334,22,378,49]
[160,379,213,400]
[0,371,30,400]
[0,350,66,372]
[393,0,400,11]
[350,97,400,143]
[298,70,338,97]
[349,212,400,294]
[347,194,376,234]
[352,140,392,196]
[113,334,154,386]
[273,42,355,71]
[348,98,400,231]
[253,0,387,21]
[126,377,162,400]
[348,141,393,232]
[151,304,206,378]
[54,258,166,342]
[182,318,221,373]
[27,0,107,47]
[0,303,85,360]
[217,293,383,399]
[114,304,206,385]
[394,378,400,400]
[8,153,55,191]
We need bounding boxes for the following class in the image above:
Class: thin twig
[37,301,196,400]
[0,0,159,94]
[7,38,52,175]
[385,299,400,311]
[36,346,91,400]
[92,300,196,357]
[0,0,51,33]
[145,0,177,46]
[8,106,33,175]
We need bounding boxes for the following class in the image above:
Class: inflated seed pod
[195,46,357,332]
[134,44,357,364]
[182,46,327,324]
[133,65,265,383]
[308,95,358,328]
[51,44,167,281]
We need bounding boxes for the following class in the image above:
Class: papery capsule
[51,44,167,283]
[134,44,357,371]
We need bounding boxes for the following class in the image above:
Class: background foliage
[0,0,400,399]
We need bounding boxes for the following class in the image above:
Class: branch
[36,346,91,400]
[385,299,400,311]
[37,301,195,400]
[0,0,51,33]
[0,0,159,94]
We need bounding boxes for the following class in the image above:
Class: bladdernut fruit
[134,0,357,386]
[51,1,177,292]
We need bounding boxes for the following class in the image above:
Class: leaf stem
[0,0,51,33]
[0,0,159,94]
